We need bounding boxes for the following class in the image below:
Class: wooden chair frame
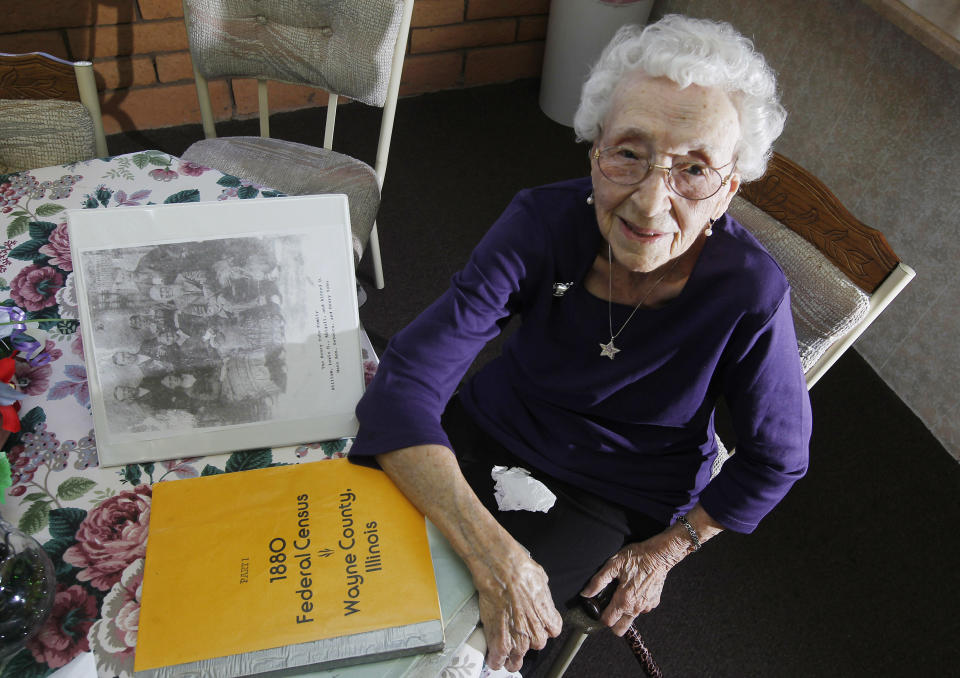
[738,152,914,388]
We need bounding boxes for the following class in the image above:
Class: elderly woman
[349,14,810,674]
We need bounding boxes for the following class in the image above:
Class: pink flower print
[363,358,377,387]
[113,189,152,206]
[26,584,98,668]
[15,358,52,395]
[294,440,346,459]
[37,222,73,272]
[0,172,43,213]
[43,338,63,363]
[218,186,239,200]
[0,239,15,273]
[9,264,65,311]
[47,364,88,406]
[70,332,84,358]
[0,181,24,214]
[63,484,152,591]
[12,172,44,198]
[149,168,178,182]
[160,457,202,479]
[178,160,209,176]
[295,442,323,458]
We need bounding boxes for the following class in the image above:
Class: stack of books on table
[135,459,447,677]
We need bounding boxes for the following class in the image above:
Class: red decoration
[0,353,22,433]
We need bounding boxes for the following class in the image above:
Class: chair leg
[543,629,589,678]
[193,69,217,140]
[74,61,107,157]
[370,223,385,289]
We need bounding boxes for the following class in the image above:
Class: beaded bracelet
[677,514,702,551]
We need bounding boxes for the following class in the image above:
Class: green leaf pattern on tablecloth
[163,188,201,203]
[35,204,65,217]
[215,172,284,200]
[224,448,273,473]
[8,236,49,262]
[17,406,47,436]
[8,414,99,534]
[18,499,51,534]
[217,175,242,188]
[130,150,172,170]
[0,650,50,678]
[48,507,88,537]
[44,535,80,578]
[119,464,142,486]
[6,214,30,238]
[56,477,97,501]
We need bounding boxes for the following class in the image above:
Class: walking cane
[581,583,663,678]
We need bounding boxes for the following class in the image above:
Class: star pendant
[599,340,620,360]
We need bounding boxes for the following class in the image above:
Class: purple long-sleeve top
[350,177,811,533]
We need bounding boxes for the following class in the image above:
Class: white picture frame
[67,194,364,467]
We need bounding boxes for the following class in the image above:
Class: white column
[539,0,654,127]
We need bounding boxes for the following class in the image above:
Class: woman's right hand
[375,444,562,673]
[474,544,563,672]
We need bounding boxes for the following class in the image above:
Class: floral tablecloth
[0,152,386,678]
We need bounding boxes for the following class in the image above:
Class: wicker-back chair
[0,52,108,173]
[178,0,414,285]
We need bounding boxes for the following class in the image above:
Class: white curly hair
[573,14,787,182]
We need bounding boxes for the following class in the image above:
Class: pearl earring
[705,218,716,237]
[586,193,594,205]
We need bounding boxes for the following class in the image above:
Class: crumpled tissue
[490,466,557,513]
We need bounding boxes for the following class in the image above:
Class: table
[0,153,482,678]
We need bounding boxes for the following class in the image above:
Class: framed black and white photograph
[68,195,364,466]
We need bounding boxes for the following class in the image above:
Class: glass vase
[0,514,56,666]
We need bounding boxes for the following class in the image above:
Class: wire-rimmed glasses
[593,146,736,201]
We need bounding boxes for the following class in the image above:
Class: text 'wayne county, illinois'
[267,490,384,623]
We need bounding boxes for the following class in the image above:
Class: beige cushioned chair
[544,151,915,678]
[0,52,108,173]
[178,0,413,282]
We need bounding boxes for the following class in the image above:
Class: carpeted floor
[109,78,960,678]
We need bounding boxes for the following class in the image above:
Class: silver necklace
[600,244,678,359]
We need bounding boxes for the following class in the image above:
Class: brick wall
[0,0,550,135]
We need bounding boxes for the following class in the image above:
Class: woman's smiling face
[591,71,742,274]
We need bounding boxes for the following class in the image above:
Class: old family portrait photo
[81,234,305,434]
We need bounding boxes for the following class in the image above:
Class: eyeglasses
[593,146,736,201]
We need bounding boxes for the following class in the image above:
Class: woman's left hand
[579,530,689,636]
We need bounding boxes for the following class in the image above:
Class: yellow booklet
[135,459,443,675]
